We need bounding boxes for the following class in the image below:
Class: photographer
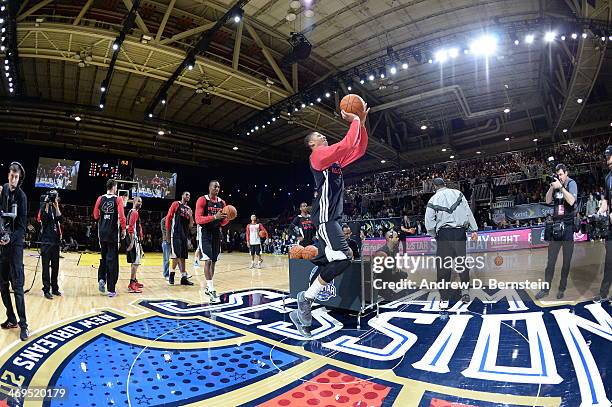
[0,163,29,341]
[536,164,577,300]
[37,190,62,299]
[593,146,612,302]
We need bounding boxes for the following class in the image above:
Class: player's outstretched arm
[310,118,361,171]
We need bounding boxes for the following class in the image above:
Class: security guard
[425,178,478,309]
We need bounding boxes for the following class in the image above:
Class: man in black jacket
[38,190,62,299]
[0,162,29,341]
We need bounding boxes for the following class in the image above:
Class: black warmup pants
[0,243,27,328]
[544,224,574,292]
[41,243,60,293]
[436,228,469,302]
[598,238,612,298]
[99,241,119,293]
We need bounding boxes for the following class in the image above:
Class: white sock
[181,271,187,277]
[206,280,214,291]
[305,279,326,300]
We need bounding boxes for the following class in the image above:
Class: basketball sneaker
[108,292,117,298]
[205,288,221,303]
[128,282,142,293]
[98,279,106,294]
[168,272,175,285]
[249,261,254,269]
[180,276,194,286]
[439,300,449,310]
[256,261,262,269]
[295,291,313,327]
[290,310,312,339]
[134,280,144,288]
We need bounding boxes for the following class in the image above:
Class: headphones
[9,162,25,186]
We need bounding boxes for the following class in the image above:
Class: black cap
[433,177,445,186]
[605,145,612,157]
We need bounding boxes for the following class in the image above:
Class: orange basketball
[259,230,267,238]
[222,205,237,220]
[494,255,504,266]
[301,245,318,260]
[339,94,366,116]
[289,245,304,259]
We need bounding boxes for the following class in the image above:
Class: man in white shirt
[246,215,267,268]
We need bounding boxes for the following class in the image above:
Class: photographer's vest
[553,178,576,223]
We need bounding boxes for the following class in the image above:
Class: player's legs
[201,232,221,302]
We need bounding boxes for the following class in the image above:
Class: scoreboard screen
[88,161,119,178]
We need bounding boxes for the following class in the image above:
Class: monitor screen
[133,168,177,199]
[35,157,80,190]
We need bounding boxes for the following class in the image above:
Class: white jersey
[247,223,262,245]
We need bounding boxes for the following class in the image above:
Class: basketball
[301,245,318,260]
[258,230,267,238]
[494,255,504,266]
[222,205,237,220]
[289,245,304,259]
[339,94,366,116]
[408,227,416,234]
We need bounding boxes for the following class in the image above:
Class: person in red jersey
[125,196,144,293]
[246,214,268,269]
[195,180,230,303]
[165,191,194,286]
[93,179,127,297]
[290,105,369,338]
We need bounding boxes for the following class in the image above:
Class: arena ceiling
[0,0,610,173]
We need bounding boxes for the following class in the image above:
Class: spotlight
[563,128,568,133]
[161,99,166,104]
[267,121,270,124]
[561,35,566,41]
[309,102,313,106]
[401,62,408,69]
[294,106,298,112]
[148,113,153,118]
[316,97,321,102]
[246,131,250,135]
[504,137,510,141]
[262,125,266,128]
[233,8,244,23]
[470,35,497,55]
[0,46,4,52]
[448,48,459,58]
[428,59,433,64]
[325,92,331,98]
[525,34,535,44]
[187,63,194,70]
[533,138,538,142]
[544,31,556,42]
[379,68,386,79]
[548,156,555,162]
[380,160,386,164]
[233,146,239,150]
[359,77,365,84]
[577,98,583,103]
[158,130,165,136]
[101,84,106,93]
[571,33,578,39]
[450,155,455,159]
[582,32,587,38]
[609,36,612,41]
[503,108,510,113]
[112,42,120,51]
[368,73,375,81]
[420,125,427,130]
[514,39,520,45]
[272,117,276,122]
[8,88,12,93]
[389,66,397,75]
[3,65,7,71]
[476,151,481,154]
[441,148,447,152]
[255,125,259,130]
[74,116,82,122]
[434,49,448,63]
[99,103,104,109]
[301,103,306,108]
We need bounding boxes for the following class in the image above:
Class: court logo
[309,266,336,301]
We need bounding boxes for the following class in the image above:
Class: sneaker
[556,290,565,300]
[134,280,144,288]
[256,262,262,269]
[43,291,53,300]
[194,259,201,267]
[52,290,62,296]
[593,295,609,303]
[1,320,18,329]
[108,292,117,298]
[180,276,194,286]
[20,327,29,341]
[535,289,549,300]
[296,291,313,327]
[249,262,254,269]
[439,300,449,310]
[128,283,142,293]
[98,279,106,294]
[290,310,312,339]
[169,272,175,285]
[205,288,221,303]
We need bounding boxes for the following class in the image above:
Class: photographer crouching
[37,190,62,300]
[0,163,29,341]
[536,164,577,300]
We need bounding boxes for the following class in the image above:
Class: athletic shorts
[312,221,351,265]
[170,234,188,259]
[249,244,261,256]
[198,227,221,262]
[126,241,143,265]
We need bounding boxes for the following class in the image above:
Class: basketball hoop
[116,180,140,207]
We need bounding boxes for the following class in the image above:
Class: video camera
[0,203,17,246]
[41,189,58,203]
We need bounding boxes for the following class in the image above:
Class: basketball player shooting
[290,100,369,338]
[195,180,230,304]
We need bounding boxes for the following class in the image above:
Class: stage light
[420,125,427,130]
[609,36,612,41]
[359,77,365,84]
[301,103,306,108]
[74,116,81,122]
[548,156,555,162]
[316,97,321,102]
[309,102,314,106]
[476,151,481,154]
[272,117,276,122]
[544,31,556,42]
[533,138,538,142]
[402,62,408,69]
[148,113,153,118]
[112,42,119,51]
[347,83,352,91]
[428,59,433,63]
[294,106,298,111]
[525,34,535,44]
[503,108,510,113]
[561,35,566,41]
[379,68,386,79]
[101,85,106,93]
[8,88,13,93]
[441,148,447,152]
[434,49,448,63]
[389,66,397,75]
[99,103,104,109]
[158,130,165,135]
[267,121,270,124]
[380,160,386,164]
[255,126,259,130]
[187,63,193,70]
[262,125,266,128]
[470,35,497,55]
[0,46,4,52]
[234,16,241,23]
[562,128,568,133]
[448,48,459,58]
[450,155,455,159]
[3,65,7,71]
[368,73,375,81]
[514,40,520,45]
[582,33,587,38]
[325,92,331,98]
[504,137,510,141]
[577,98,583,103]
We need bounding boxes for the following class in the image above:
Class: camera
[545,174,560,184]
[0,203,17,247]
[41,189,58,203]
